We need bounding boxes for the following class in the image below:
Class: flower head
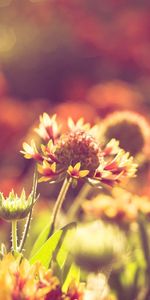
[100,111,150,158]
[67,162,89,179]
[21,113,137,187]
[0,189,35,221]
[55,130,101,174]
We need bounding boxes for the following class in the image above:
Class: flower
[35,113,60,143]
[82,187,150,226]
[21,139,43,162]
[0,189,35,221]
[0,254,83,300]
[99,111,150,158]
[93,149,137,187]
[37,161,58,183]
[21,113,137,187]
[67,162,89,179]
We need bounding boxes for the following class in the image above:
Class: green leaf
[30,222,76,269]
[30,222,50,257]
[30,229,62,268]
[62,263,80,292]
[56,224,76,269]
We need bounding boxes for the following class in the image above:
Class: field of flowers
[0,1,150,299]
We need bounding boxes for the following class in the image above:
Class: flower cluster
[21,113,137,187]
[0,253,83,300]
[82,187,150,226]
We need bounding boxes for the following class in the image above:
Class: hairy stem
[19,167,38,252]
[12,220,18,252]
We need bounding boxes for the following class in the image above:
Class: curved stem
[49,177,72,237]
[67,182,91,221]
[12,220,18,252]
[19,167,38,252]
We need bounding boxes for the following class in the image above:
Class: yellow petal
[37,164,43,174]
[76,117,84,127]
[38,177,50,183]
[51,162,56,172]
[31,139,37,151]
[43,112,50,126]
[68,165,73,173]
[79,170,89,177]
[41,144,46,153]
[74,162,81,171]
[43,160,50,168]
[68,117,75,129]
[22,142,32,154]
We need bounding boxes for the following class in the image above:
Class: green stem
[19,167,38,252]
[138,216,150,300]
[67,182,91,221]
[12,220,17,252]
[49,177,72,237]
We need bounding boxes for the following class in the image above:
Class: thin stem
[12,220,18,252]
[138,216,150,300]
[49,177,72,237]
[67,182,91,221]
[19,167,38,252]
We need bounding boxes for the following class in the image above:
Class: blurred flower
[0,189,35,221]
[84,273,115,300]
[82,187,150,225]
[71,221,126,272]
[87,81,142,116]
[21,113,137,187]
[99,111,150,158]
[54,102,98,130]
[0,253,83,300]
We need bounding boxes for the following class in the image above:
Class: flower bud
[0,189,35,221]
[71,221,126,273]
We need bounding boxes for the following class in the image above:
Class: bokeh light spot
[0,26,16,54]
